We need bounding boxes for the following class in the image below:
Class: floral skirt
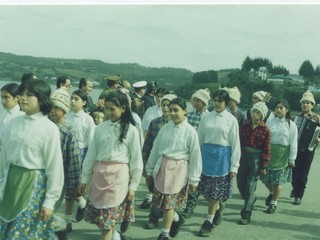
[197,174,233,201]
[261,167,289,185]
[152,184,188,210]
[0,170,55,239]
[85,199,134,231]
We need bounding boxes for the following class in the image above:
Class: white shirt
[132,112,144,149]
[66,110,96,149]
[146,120,202,186]
[141,105,162,133]
[81,120,143,191]
[0,113,64,210]
[197,109,241,173]
[266,117,298,162]
[0,105,25,148]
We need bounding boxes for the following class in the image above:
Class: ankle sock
[112,230,121,240]
[271,200,277,206]
[161,228,170,237]
[77,197,87,209]
[173,211,179,222]
[64,214,73,224]
[146,193,153,202]
[206,214,215,224]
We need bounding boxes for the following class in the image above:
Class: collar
[173,119,188,128]
[213,109,227,117]
[25,112,45,120]
[72,110,85,117]
[7,105,21,114]
[109,120,121,127]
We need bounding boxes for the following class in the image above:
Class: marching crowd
[0,73,319,240]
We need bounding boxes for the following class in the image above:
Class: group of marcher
[0,72,319,240]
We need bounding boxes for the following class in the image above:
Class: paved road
[60,149,320,240]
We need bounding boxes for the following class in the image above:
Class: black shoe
[76,207,86,222]
[169,214,185,238]
[120,220,131,233]
[239,217,251,225]
[265,194,272,206]
[144,220,159,229]
[199,220,214,237]
[55,230,68,240]
[266,204,277,214]
[293,197,301,205]
[157,233,168,240]
[182,207,194,219]
[290,190,294,198]
[66,223,72,232]
[140,198,152,209]
[213,202,225,226]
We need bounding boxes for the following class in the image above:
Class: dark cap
[106,75,121,82]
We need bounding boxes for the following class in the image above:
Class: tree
[299,60,315,79]
[270,65,289,76]
[192,70,218,84]
[241,56,252,71]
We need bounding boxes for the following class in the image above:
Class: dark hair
[105,90,135,143]
[169,97,187,110]
[1,83,20,97]
[56,76,68,88]
[155,87,169,95]
[212,89,230,105]
[71,89,88,109]
[18,80,53,115]
[21,72,37,85]
[274,99,292,121]
[79,78,93,90]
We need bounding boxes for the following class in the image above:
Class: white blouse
[197,109,241,173]
[146,120,202,186]
[81,120,143,191]
[266,117,298,162]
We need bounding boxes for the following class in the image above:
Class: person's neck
[252,120,261,128]
[55,117,65,125]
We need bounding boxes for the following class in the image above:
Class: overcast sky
[0,4,319,74]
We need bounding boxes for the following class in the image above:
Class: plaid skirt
[198,174,233,201]
[85,199,135,231]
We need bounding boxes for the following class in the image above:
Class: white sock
[161,228,170,237]
[64,214,73,224]
[77,197,86,209]
[146,193,153,202]
[271,200,277,206]
[112,230,121,240]
[206,214,215,224]
[173,211,179,222]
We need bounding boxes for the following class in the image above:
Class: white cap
[132,81,147,88]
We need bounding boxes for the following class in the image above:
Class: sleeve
[127,126,143,191]
[261,127,271,168]
[289,121,298,163]
[188,129,202,186]
[145,127,163,176]
[86,116,96,147]
[197,118,205,147]
[81,127,98,184]
[142,120,156,163]
[229,118,241,173]
[42,126,64,210]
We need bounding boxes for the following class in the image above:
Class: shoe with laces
[266,204,277,214]
[120,220,130,233]
[66,223,72,232]
[75,207,86,222]
[157,233,168,240]
[239,217,251,225]
[199,220,214,237]
[169,214,185,238]
[140,198,152,209]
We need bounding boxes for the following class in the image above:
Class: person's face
[301,100,313,114]
[193,97,206,112]
[94,114,104,125]
[213,97,226,113]
[252,96,261,105]
[70,94,86,113]
[169,103,186,124]
[63,79,72,92]
[228,99,237,110]
[275,103,288,119]
[105,101,125,123]
[161,100,171,118]
[1,90,19,110]
[19,90,40,115]
[50,106,65,123]
[251,109,263,123]
[83,81,93,94]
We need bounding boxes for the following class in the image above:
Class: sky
[0,2,320,74]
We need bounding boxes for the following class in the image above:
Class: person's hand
[229,172,237,178]
[259,169,267,176]
[39,206,53,221]
[79,183,86,195]
[288,162,295,169]
[126,188,135,202]
[189,184,197,192]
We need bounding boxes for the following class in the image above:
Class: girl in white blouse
[0,80,64,239]
[146,97,202,240]
[263,99,298,214]
[79,90,143,240]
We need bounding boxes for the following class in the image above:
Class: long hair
[18,80,53,115]
[105,90,135,143]
[274,99,292,121]
[72,89,88,109]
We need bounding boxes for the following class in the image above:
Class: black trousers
[291,149,315,198]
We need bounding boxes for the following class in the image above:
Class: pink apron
[155,156,189,194]
[88,162,129,209]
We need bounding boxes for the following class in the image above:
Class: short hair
[169,97,187,110]
[79,78,93,89]
[212,89,230,105]
[1,83,20,97]
[21,72,37,85]
[56,76,69,88]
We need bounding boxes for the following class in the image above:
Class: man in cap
[99,75,121,99]
[142,81,158,112]
[131,81,147,119]
[291,90,320,205]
